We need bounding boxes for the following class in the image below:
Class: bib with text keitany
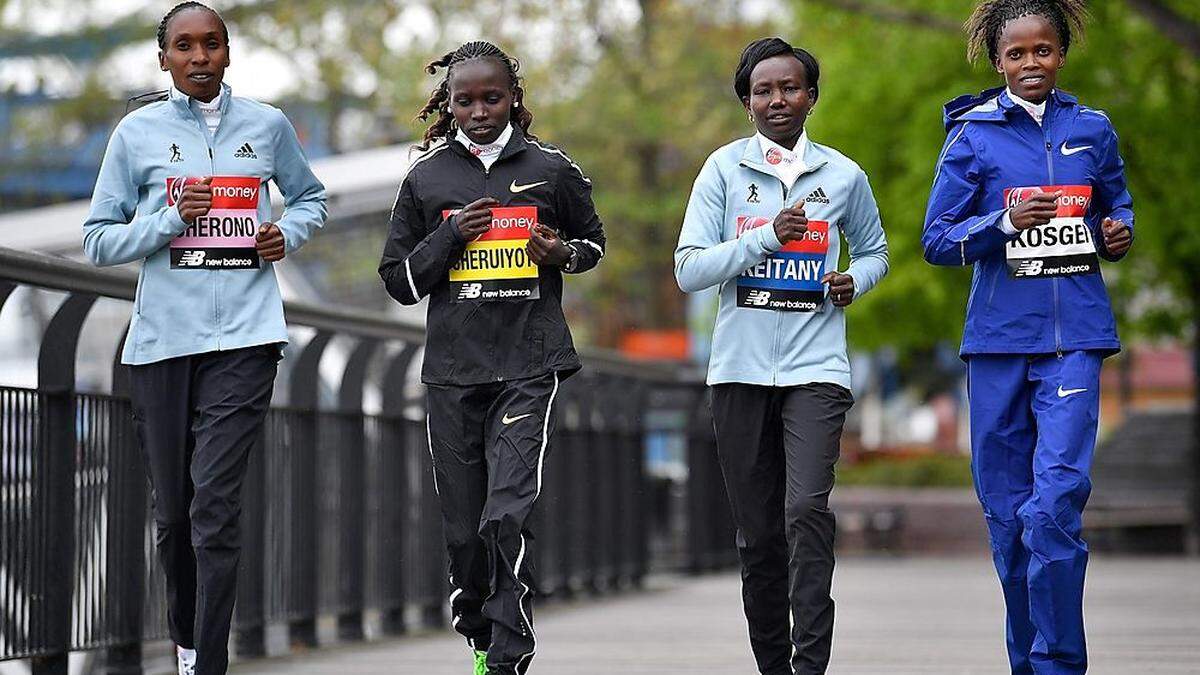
[736,215,830,311]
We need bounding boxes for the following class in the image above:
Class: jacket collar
[739,133,829,177]
[169,82,232,118]
[449,124,530,165]
[943,85,1078,129]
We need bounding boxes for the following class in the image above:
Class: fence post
[286,331,332,647]
[381,346,429,629]
[335,338,377,641]
[96,325,146,675]
[31,293,96,675]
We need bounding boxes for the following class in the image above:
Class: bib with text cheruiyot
[1004,185,1098,279]
[166,175,261,269]
[736,215,830,312]
[444,206,540,302]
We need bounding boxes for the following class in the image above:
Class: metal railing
[0,246,736,674]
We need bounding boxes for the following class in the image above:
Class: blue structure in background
[0,89,333,211]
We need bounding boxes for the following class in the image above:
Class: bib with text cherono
[445,206,540,302]
[736,216,830,312]
[166,175,261,269]
[1004,185,1098,279]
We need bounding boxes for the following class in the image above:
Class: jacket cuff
[759,221,784,252]
[998,210,1020,237]
[445,214,467,245]
[161,205,188,237]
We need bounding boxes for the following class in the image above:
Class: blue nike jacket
[923,87,1133,357]
[83,84,327,365]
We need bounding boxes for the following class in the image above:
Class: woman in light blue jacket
[82,3,325,674]
[674,37,887,675]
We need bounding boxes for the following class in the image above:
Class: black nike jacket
[379,128,606,386]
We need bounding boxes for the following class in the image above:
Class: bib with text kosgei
[444,206,540,302]
[1004,185,1098,279]
[166,175,260,269]
[736,216,830,312]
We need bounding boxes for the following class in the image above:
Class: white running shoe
[177,646,197,675]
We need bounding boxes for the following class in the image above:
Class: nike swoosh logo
[502,412,533,425]
[510,180,548,193]
[1060,142,1092,156]
[1057,386,1088,398]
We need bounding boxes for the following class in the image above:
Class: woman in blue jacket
[923,2,1132,673]
[83,3,326,673]
[675,37,888,675]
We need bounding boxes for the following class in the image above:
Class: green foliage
[838,452,974,487]
[786,0,1200,351]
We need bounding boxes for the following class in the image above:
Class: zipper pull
[208,148,214,159]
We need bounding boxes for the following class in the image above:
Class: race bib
[1004,185,1098,279]
[166,175,261,269]
[736,216,830,312]
[445,206,540,302]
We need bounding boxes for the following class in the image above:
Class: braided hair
[965,0,1088,63]
[415,41,535,150]
[157,1,229,50]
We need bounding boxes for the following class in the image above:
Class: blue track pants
[966,351,1103,675]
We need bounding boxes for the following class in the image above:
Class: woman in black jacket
[378,40,605,675]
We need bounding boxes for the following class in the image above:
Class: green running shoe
[473,649,488,675]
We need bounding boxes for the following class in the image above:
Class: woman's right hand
[1008,191,1061,231]
[772,204,809,244]
[455,197,499,241]
[177,176,213,224]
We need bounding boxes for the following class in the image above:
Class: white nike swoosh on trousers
[502,412,533,425]
[1057,386,1088,398]
[1060,143,1092,156]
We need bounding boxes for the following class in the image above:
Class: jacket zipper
[203,115,222,349]
[1044,126,1062,358]
[774,179,790,384]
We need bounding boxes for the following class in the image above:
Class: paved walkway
[234,556,1200,674]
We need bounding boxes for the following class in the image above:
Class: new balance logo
[178,250,206,267]
[746,290,771,306]
[234,142,257,159]
[457,283,482,300]
[1015,260,1044,277]
[804,187,830,204]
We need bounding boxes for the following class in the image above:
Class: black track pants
[129,344,279,675]
[710,382,853,675]
[426,371,561,675]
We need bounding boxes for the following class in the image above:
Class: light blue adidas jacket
[674,136,888,388]
[83,84,327,365]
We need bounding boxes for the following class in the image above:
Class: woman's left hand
[1101,217,1132,258]
[256,222,286,262]
[527,224,571,267]
[822,272,856,307]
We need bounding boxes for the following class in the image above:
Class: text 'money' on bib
[445,206,540,302]
[736,216,830,312]
[166,176,261,269]
[1004,185,1098,279]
